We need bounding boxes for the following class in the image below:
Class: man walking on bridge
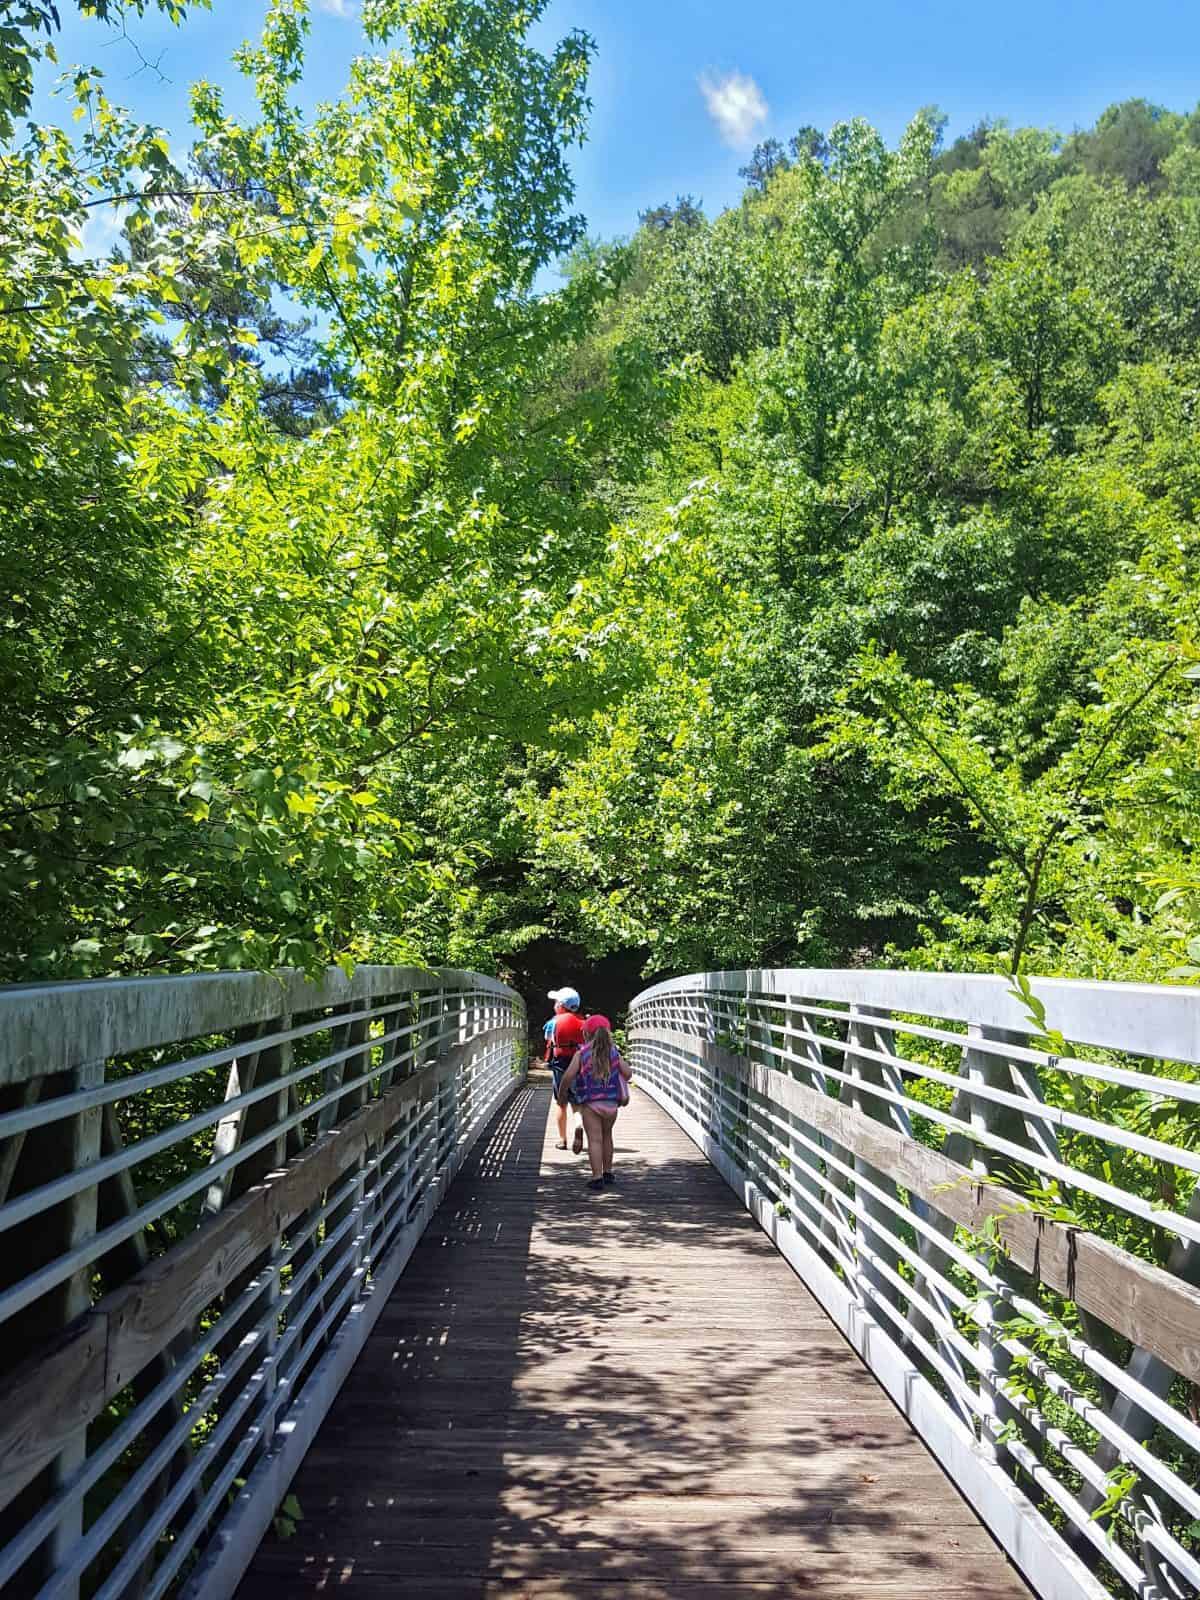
[546,985,586,1153]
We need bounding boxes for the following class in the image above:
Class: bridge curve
[0,965,1196,1600]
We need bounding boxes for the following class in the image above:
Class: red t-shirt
[550,1012,585,1059]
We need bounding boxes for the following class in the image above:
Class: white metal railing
[628,969,1200,1600]
[0,965,526,1599]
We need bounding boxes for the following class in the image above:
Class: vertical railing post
[743,986,767,1188]
[726,982,750,1167]
[255,1019,292,1451]
[818,1007,855,1266]
[785,1004,837,1248]
[376,993,406,1093]
[318,1010,373,1344]
[0,1056,105,1595]
[909,1022,986,1428]
[699,993,718,1138]
[844,1006,907,1313]
[407,986,436,1211]
[364,993,405,1263]
[954,1024,1045,1465]
[964,1026,1010,1463]
[203,1018,293,1486]
[445,986,463,1158]
[1079,1185,1200,1591]
[99,1111,202,1594]
[47,1059,104,1597]
[749,989,791,1212]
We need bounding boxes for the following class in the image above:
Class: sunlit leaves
[0,0,630,980]
[505,103,1200,991]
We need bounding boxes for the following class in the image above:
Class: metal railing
[0,965,526,1599]
[628,969,1200,1600]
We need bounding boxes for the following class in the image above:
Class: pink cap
[582,1014,612,1035]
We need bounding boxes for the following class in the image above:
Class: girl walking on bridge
[556,1014,632,1190]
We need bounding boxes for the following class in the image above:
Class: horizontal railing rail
[628,969,1200,1600]
[0,965,526,1599]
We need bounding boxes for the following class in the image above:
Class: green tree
[739,136,789,193]
[1064,98,1183,192]
[0,0,649,978]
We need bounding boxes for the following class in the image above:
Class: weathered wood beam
[0,1025,524,1515]
[631,1026,1200,1385]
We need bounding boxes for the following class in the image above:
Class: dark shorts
[551,1061,574,1100]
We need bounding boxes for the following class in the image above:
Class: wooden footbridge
[0,967,1198,1600]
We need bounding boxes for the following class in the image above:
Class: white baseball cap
[547,986,581,1010]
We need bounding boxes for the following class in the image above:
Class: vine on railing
[629,969,1200,1600]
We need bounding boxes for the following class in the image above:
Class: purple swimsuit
[575,1043,625,1106]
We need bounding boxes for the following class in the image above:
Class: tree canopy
[6,25,1199,1577]
[2,1,1200,997]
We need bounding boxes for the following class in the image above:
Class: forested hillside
[3,0,1200,993]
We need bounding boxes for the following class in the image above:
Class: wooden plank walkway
[236,1074,1032,1599]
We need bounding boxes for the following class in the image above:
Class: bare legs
[581,1106,618,1180]
[601,1115,615,1175]
[580,1105,605,1178]
[553,1091,583,1152]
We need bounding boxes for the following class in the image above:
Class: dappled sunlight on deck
[236,1078,1029,1599]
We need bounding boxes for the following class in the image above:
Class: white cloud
[73,203,129,263]
[315,0,356,14]
[698,69,769,151]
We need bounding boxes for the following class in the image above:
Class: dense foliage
[2,2,1200,996]
[494,102,1200,987]
[6,23,1200,1588]
[0,0,670,977]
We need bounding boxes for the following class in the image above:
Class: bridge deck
[236,1076,1031,1599]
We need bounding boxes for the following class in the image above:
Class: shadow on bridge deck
[235,1075,1031,1599]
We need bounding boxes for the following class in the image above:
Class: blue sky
[33,0,1200,248]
